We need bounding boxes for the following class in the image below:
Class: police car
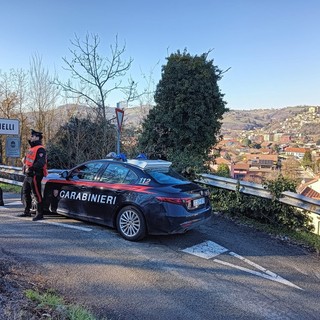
[41,158,212,241]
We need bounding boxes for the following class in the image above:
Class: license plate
[193,197,205,207]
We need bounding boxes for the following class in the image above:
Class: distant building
[230,161,249,180]
[297,177,320,235]
[246,154,278,170]
[308,106,320,114]
[230,153,279,182]
[210,157,231,172]
[263,133,274,141]
[280,134,292,144]
[284,147,310,159]
[260,142,273,149]
[297,177,320,197]
[273,133,283,142]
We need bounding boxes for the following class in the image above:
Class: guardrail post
[0,187,4,206]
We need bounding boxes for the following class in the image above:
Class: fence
[0,165,25,187]
[195,174,320,215]
[0,165,64,187]
[195,174,320,235]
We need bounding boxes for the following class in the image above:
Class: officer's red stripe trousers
[33,176,42,203]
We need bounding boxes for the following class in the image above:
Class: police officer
[19,129,48,221]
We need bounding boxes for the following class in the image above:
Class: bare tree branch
[55,33,134,120]
[28,54,60,141]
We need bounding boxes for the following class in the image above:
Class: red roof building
[284,147,310,159]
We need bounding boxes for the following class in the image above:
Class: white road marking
[0,206,11,210]
[4,201,22,206]
[213,258,302,290]
[0,212,92,232]
[38,220,92,231]
[182,240,303,290]
[182,240,228,258]
[229,251,278,278]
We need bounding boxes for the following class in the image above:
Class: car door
[86,162,139,224]
[56,161,105,218]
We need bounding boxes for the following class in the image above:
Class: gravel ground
[0,251,68,320]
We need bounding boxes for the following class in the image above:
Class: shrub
[210,175,314,232]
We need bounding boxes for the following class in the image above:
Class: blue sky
[1,0,319,110]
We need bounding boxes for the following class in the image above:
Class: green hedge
[210,175,314,233]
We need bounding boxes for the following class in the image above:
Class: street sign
[0,118,19,135]
[6,136,21,158]
[115,108,124,132]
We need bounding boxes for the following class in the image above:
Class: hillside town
[211,106,320,200]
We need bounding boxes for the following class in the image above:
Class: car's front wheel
[116,206,146,241]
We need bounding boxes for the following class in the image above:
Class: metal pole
[117,128,120,154]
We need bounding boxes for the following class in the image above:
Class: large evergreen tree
[138,50,228,174]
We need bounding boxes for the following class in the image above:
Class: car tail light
[156,197,200,210]
[156,196,189,205]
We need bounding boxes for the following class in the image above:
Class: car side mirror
[60,170,69,179]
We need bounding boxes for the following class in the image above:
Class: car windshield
[146,167,189,185]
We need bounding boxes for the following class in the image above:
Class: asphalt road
[0,192,319,320]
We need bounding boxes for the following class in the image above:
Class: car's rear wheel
[116,206,146,241]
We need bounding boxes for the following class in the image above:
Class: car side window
[71,162,104,181]
[100,163,138,184]
[123,170,139,184]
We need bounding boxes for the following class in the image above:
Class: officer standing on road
[19,129,48,221]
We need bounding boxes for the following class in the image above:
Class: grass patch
[25,289,98,320]
[224,213,320,254]
[0,182,21,193]
[68,305,97,320]
[285,229,320,253]
[25,289,64,308]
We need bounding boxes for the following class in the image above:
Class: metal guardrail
[196,174,320,215]
[0,165,24,186]
[0,165,319,216]
[0,165,64,187]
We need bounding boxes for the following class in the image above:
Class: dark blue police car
[41,159,212,241]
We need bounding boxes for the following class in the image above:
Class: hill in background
[221,106,308,131]
[56,104,319,136]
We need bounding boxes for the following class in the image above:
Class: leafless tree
[119,62,159,156]
[281,156,301,182]
[56,33,136,121]
[136,64,158,121]
[0,70,20,118]
[28,54,60,142]
[0,69,30,164]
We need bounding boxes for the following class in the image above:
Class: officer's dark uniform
[20,129,47,221]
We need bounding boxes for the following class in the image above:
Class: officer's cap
[31,129,43,139]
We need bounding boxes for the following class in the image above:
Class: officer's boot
[18,206,31,217]
[32,203,44,221]
[18,210,31,217]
